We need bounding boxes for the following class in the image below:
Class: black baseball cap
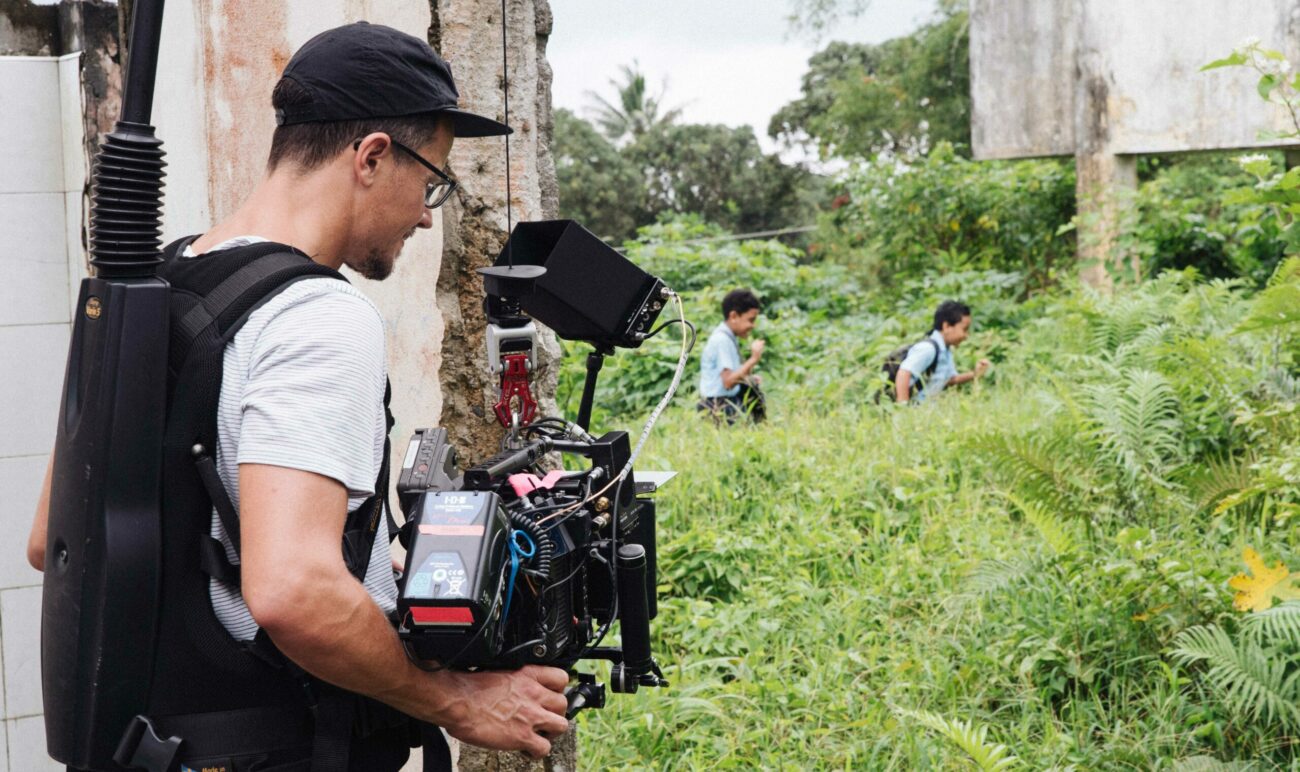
[274,21,512,138]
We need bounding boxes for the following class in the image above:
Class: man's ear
[352,132,394,187]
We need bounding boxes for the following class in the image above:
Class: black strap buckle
[113,715,183,772]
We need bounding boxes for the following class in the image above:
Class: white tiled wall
[0,52,86,771]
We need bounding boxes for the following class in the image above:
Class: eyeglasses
[354,139,458,209]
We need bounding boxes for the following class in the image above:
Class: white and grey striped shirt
[184,237,398,640]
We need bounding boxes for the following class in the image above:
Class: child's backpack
[877,337,941,403]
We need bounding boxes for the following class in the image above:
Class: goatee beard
[351,249,393,281]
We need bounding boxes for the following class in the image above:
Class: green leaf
[1201,52,1248,71]
[1258,74,1281,100]
[1279,166,1300,190]
[1241,157,1276,178]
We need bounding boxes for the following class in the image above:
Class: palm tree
[584,62,684,145]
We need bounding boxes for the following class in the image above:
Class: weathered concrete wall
[972,0,1300,160]
[0,0,57,55]
[972,0,1300,283]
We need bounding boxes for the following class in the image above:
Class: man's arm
[895,369,912,403]
[27,454,53,571]
[721,339,765,390]
[949,359,991,388]
[239,463,569,757]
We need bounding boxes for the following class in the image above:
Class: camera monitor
[494,220,666,349]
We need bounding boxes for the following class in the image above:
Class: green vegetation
[556,69,820,244]
[771,0,970,160]
[576,248,1300,768]
[557,30,1300,772]
[816,143,1076,292]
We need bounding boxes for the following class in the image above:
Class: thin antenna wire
[500,0,513,268]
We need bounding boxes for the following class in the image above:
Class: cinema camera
[394,221,692,716]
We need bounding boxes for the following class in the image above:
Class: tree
[625,122,822,235]
[785,0,871,40]
[584,62,683,145]
[771,1,970,160]
[553,108,647,242]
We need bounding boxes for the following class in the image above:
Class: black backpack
[877,337,941,403]
[111,237,449,771]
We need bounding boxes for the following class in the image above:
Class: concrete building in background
[970,0,1300,287]
[0,0,562,768]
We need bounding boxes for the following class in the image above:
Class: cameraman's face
[350,125,453,280]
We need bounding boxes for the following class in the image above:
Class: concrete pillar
[1074,8,1138,290]
[430,1,573,769]
[1074,150,1137,290]
[432,0,563,463]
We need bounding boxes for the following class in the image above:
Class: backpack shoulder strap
[163,241,343,370]
[922,338,942,377]
[168,240,388,586]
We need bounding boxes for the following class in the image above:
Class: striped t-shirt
[183,237,398,640]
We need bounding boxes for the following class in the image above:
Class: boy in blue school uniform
[698,288,765,421]
[895,300,991,404]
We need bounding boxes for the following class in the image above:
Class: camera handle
[576,345,613,431]
[563,673,606,719]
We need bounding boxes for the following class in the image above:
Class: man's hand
[749,339,766,360]
[430,665,570,758]
[975,359,991,378]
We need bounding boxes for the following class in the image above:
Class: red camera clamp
[486,322,539,429]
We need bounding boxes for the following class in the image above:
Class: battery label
[408,551,469,599]
[423,493,485,526]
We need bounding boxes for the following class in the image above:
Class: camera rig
[393,221,689,716]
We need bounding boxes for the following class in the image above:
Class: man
[27,22,567,769]
[895,299,991,404]
[698,288,765,421]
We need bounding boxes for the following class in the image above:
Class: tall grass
[575,266,1299,768]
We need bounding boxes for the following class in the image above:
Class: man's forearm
[255,571,463,725]
[721,357,757,390]
[27,454,53,571]
[950,372,975,387]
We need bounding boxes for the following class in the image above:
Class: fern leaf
[1182,454,1256,514]
[1086,369,1184,482]
[975,431,1098,520]
[896,708,1020,771]
[1171,624,1300,731]
[1244,601,1300,645]
[967,557,1036,597]
[1001,490,1076,556]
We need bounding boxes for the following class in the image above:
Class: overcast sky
[546,0,938,152]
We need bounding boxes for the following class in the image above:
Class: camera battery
[399,491,505,641]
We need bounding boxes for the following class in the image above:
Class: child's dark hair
[932,300,972,331]
[722,288,761,319]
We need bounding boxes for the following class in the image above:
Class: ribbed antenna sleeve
[88,122,166,278]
